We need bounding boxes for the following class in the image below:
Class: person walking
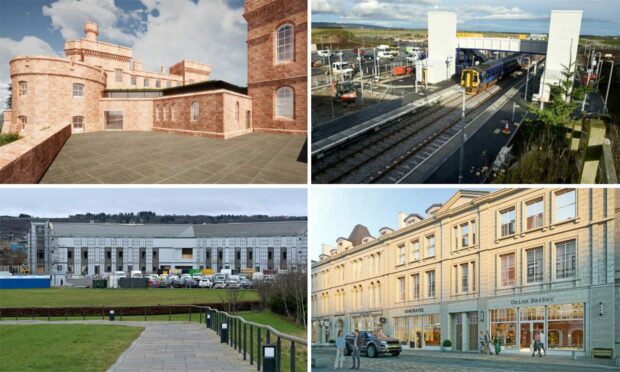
[532,331,541,357]
[351,329,362,370]
[334,330,346,370]
[538,331,546,357]
[479,331,487,355]
[484,331,493,355]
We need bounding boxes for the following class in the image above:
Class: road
[312,347,619,372]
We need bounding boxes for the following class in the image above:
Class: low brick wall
[0,124,71,183]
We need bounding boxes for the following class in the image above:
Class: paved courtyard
[312,346,619,372]
[40,131,307,184]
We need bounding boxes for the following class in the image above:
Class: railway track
[312,91,463,183]
[312,74,524,184]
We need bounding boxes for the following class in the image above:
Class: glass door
[520,322,532,351]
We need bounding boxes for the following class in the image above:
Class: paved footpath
[1,320,255,372]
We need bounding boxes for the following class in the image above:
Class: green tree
[5,83,11,109]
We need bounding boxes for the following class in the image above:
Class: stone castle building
[29,220,307,278]
[2,0,307,138]
[244,0,307,135]
[311,188,619,358]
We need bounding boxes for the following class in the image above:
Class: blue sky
[0,188,307,218]
[313,0,620,36]
[310,188,496,260]
[0,0,248,107]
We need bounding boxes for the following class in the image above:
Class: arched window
[276,87,294,119]
[276,24,294,62]
[163,104,168,120]
[156,105,161,121]
[171,103,176,121]
[18,81,27,96]
[235,101,240,122]
[191,102,199,121]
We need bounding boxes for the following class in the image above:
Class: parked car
[199,278,212,288]
[331,62,354,78]
[357,54,374,63]
[226,279,240,289]
[344,331,402,358]
[333,50,343,57]
[192,273,203,280]
[377,51,394,60]
[240,278,253,289]
[213,280,226,289]
[317,49,332,57]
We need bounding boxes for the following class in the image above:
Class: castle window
[156,105,161,121]
[163,104,168,120]
[275,87,294,119]
[18,116,27,130]
[144,78,149,87]
[18,81,27,96]
[72,116,84,130]
[235,102,240,122]
[73,83,84,97]
[171,103,176,121]
[276,24,294,63]
[156,80,161,88]
[115,69,123,82]
[131,76,137,86]
[191,102,199,121]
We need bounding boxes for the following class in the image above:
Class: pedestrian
[479,331,487,355]
[334,330,345,370]
[485,331,493,355]
[538,331,546,357]
[351,329,362,370]
[532,331,541,357]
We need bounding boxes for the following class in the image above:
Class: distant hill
[313,22,398,30]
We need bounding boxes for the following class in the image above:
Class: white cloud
[42,0,138,45]
[132,0,247,85]
[0,36,58,109]
[312,0,342,14]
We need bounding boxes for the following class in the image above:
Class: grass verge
[0,324,143,372]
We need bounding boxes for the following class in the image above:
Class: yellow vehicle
[460,68,480,95]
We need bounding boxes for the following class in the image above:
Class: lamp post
[523,56,531,101]
[458,87,466,184]
[603,59,615,114]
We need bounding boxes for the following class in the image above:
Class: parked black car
[344,331,402,358]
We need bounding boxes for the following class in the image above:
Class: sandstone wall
[98,98,154,131]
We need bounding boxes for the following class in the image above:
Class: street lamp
[603,58,615,114]
[523,56,531,101]
[458,87,466,184]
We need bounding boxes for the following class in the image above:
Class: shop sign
[510,296,554,306]
[404,307,424,314]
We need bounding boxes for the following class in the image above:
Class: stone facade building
[29,221,307,277]
[311,188,619,358]
[244,0,307,135]
[3,1,308,138]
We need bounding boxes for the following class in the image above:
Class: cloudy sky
[0,0,247,108]
[310,188,496,260]
[0,188,307,218]
[313,0,620,35]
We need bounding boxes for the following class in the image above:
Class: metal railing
[0,304,306,372]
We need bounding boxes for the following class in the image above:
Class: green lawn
[0,133,20,147]
[0,324,143,372]
[0,288,259,308]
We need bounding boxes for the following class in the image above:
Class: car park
[198,278,212,288]
[213,279,226,289]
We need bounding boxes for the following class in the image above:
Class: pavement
[40,131,307,184]
[312,346,619,372]
[0,320,255,372]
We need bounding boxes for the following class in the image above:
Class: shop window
[555,189,576,222]
[423,314,441,346]
[191,101,199,121]
[500,252,515,287]
[526,247,543,283]
[555,240,576,279]
[490,308,517,349]
[19,81,27,96]
[526,197,544,229]
[500,207,516,236]
[73,83,84,97]
[547,303,584,350]
[275,87,294,119]
[276,24,294,62]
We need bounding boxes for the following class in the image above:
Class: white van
[130,270,143,278]
[332,62,354,78]
[377,51,394,60]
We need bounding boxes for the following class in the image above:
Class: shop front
[487,294,586,355]
[391,305,442,350]
[350,312,385,334]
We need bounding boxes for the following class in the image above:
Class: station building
[311,189,619,357]
[29,221,307,277]
[2,0,307,138]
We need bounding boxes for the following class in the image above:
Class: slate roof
[347,224,373,246]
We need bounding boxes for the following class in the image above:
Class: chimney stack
[398,211,407,229]
[84,22,98,41]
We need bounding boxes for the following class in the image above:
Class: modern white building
[311,189,619,358]
[29,221,307,276]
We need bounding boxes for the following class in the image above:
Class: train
[460,54,520,95]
